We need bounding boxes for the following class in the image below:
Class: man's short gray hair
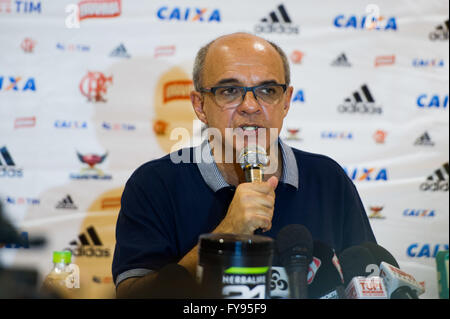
[192,33,291,91]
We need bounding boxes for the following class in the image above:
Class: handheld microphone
[379,262,424,299]
[275,224,313,299]
[238,145,269,183]
[308,241,346,299]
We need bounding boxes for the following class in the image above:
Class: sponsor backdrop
[0,0,448,299]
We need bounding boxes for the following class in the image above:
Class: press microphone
[238,145,269,183]
[345,276,388,299]
[361,242,424,299]
[309,241,346,299]
[275,224,313,299]
[338,245,377,286]
[361,241,400,268]
[379,261,424,299]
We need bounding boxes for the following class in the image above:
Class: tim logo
[0,76,36,91]
[343,167,388,181]
[255,3,299,35]
[338,84,382,114]
[0,0,41,14]
[79,72,112,102]
[156,6,221,22]
[420,162,449,192]
[0,146,23,178]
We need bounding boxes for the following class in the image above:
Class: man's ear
[190,91,208,124]
[282,86,293,117]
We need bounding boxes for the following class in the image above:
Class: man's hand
[216,176,279,235]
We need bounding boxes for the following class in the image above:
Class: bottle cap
[53,251,72,264]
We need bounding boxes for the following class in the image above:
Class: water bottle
[41,251,79,298]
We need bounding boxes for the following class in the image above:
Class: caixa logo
[156,6,221,22]
[417,94,448,109]
[333,15,397,30]
[0,76,36,92]
[407,243,448,258]
[343,167,388,181]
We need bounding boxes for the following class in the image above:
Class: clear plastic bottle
[41,251,79,298]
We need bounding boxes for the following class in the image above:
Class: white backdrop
[0,0,448,299]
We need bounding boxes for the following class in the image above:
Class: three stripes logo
[429,19,449,41]
[331,53,351,67]
[56,195,78,209]
[0,146,23,178]
[255,4,299,35]
[338,84,382,114]
[109,43,130,58]
[65,226,110,257]
[420,162,449,192]
[414,132,435,146]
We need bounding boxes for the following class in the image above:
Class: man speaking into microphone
[112,32,376,298]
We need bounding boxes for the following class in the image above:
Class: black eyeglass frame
[199,83,288,107]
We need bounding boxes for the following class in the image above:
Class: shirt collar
[194,138,299,192]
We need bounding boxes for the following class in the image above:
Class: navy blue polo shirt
[112,139,376,286]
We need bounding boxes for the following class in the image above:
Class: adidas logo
[337,84,382,114]
[414,131,435,146]
[0,146,15,167]
[55,195,78,209]
[0,146,23,178]
[429,19,449,41]
[331,53,351,67]
[65,226,110,257]
[420,162,449,192]
[110,43,130,58]
[255,4,299,34]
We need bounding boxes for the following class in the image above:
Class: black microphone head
[360,241,400,268]
[276,224,313,267]
[338,245,377,286]
[308,240,345,298]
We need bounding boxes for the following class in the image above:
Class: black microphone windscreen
[338,245,377,286]
[308,240,345,298]
[360,241,400,268]
[276,224,313,266]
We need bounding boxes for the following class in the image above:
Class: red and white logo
[79,71,113,102]
[290,50,304,64]
[154,45,176,58]
[14,116,36,129]
[21,38,36,53]
[375,55,395,67]
[373,130,387,144]
[78,0,121,21]
[307,257,322,284]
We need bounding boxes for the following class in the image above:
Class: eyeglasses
[199,83,287,108]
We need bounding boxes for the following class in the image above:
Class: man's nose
[237,89,262,115]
